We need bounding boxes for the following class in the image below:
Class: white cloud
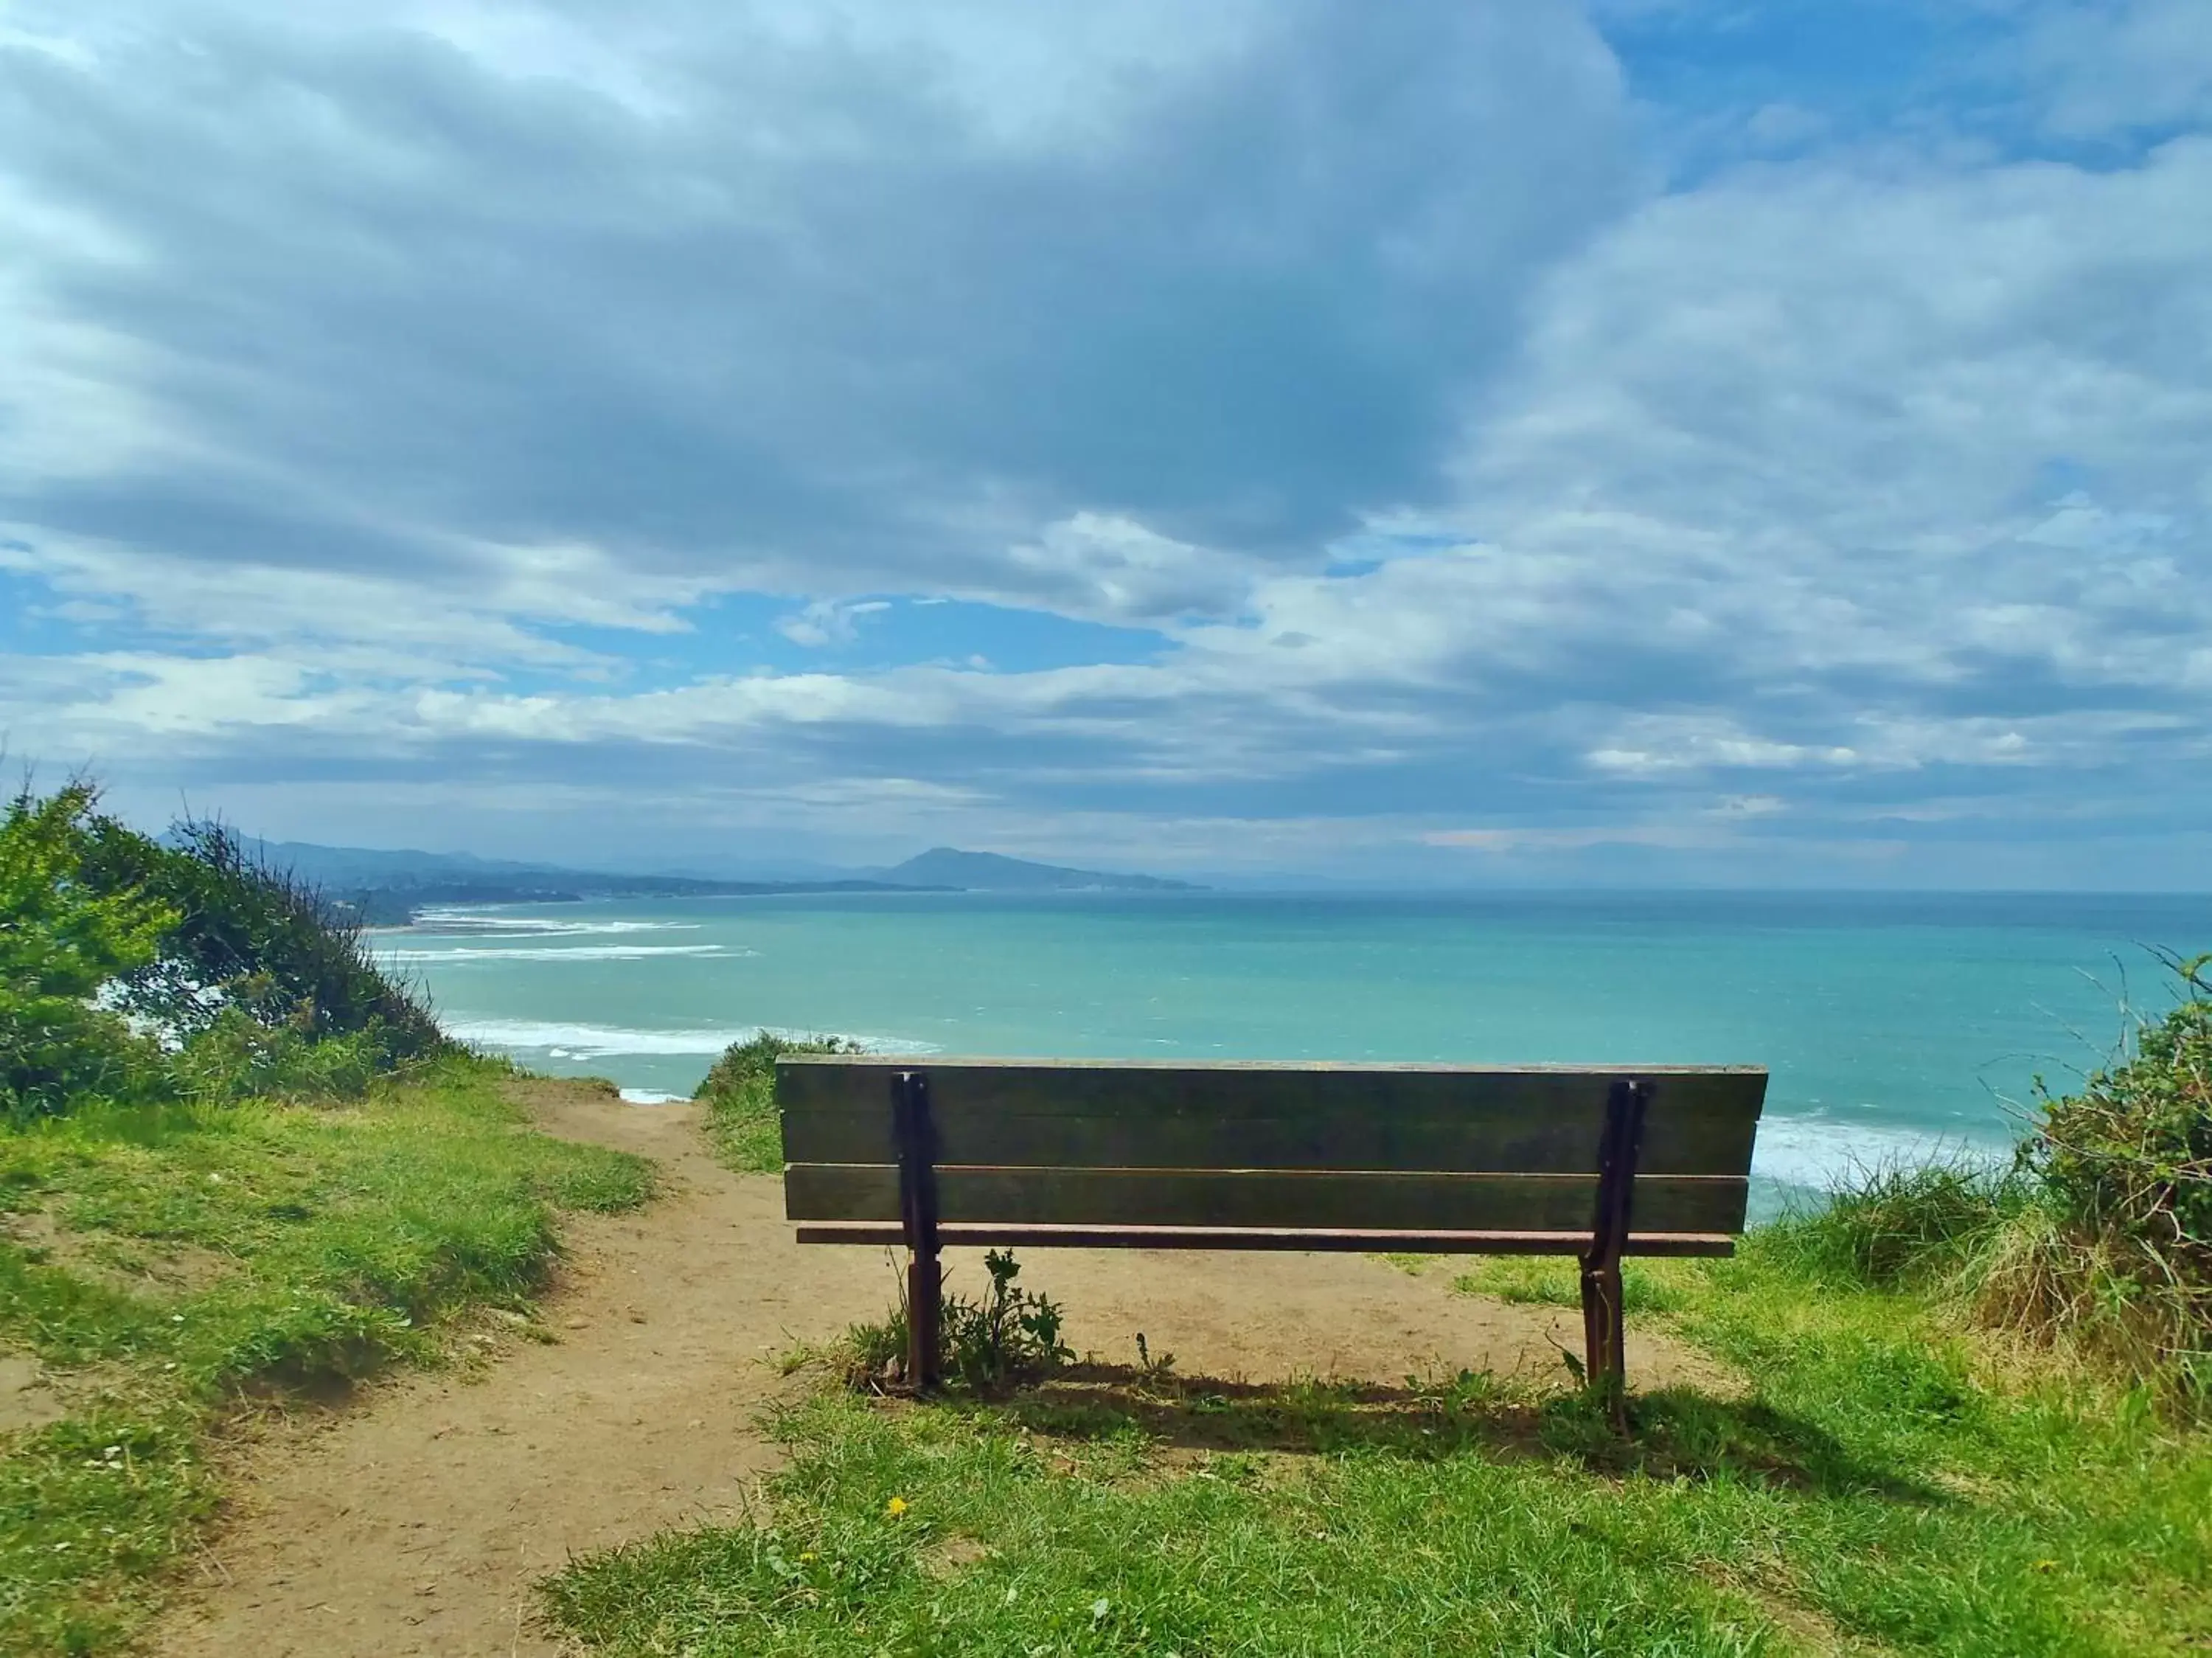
[0,524,705,668]
[2019,0,2212,137]
[0,0,1631,628]
[2,1,2210,884]
[776,600,892,649]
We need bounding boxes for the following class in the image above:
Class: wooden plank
[778,1059,1767,1128]
[778,1055,1770,1078]
[779,1101,1757,1176]
[792,1223,1736,1258]
[784,1163,1750,1235]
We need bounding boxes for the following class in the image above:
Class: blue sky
[2,0,2208,885]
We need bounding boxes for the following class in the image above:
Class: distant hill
[884,847,1203,892]
[223,839,947,925]
[237,839,577,890]
[187,836,1196,923]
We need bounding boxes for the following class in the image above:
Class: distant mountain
[883,847,1202,892]
[192,836,1196,923]
[226,839,948,924]
[237,839,574,890]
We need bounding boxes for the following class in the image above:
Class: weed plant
[841,1249,1073,1393]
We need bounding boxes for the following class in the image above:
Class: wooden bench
[779,1058,1766,1407]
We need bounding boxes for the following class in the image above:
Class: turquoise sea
[374,890,2212,1213]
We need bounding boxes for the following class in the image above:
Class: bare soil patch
[0,1352,69,1434]
[153,1077,1731,1657]
[1,1207,234,1298]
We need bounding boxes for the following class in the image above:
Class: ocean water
[373,890,2212,1214]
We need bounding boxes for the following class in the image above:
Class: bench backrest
[779,1058,1766,1251]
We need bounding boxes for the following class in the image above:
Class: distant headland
[881,847,1202,894]
[234,838,1203,925]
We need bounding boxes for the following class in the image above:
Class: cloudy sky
[3,0,2208,884]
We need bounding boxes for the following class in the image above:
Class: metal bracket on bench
[891,1069,942,1390]
[1579,1078,1650,1427]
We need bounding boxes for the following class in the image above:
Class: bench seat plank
[779,1058,1764,1176]
[785,1163,1750,1235]
[784,1105,1756,1176]
[793,1222,1736,1257]
[779,1057,1766,1123]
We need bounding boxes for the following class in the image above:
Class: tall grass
[1767,954,2211,1408]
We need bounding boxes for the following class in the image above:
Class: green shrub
[2,783,445,1120]
[163,1009,388,1105]
[696,1033,851,1173]
[83,816,442,1065]
[1768,956,2212,1406]
[1997,953,2212,1395]
[942,1250,1073,1391]
[1,784,176,1119]
[2032,952,2210,1266]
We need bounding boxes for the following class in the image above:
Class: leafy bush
[83,816,442,1065]
[1,784,175,1118]
[945,1250,1073,1390]
[1,783,444,1119]
[163,1009,388,1105]
[1998,952,2212,1395]
[696,1032,851,1173]
[1771,955,2211,1406]
[2032,952,2210,1269]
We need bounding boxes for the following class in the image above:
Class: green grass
[0,1052,653,1655]
[545,1235,2212,1657]
[696,1034,849,1173]
[1453,1255,1689,1314]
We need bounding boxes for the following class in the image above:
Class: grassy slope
[0,1054,652,1656]
[547,1238,2211,1657]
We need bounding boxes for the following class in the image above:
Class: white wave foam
[408,912,702,937]
[446,1020,750,1055]
[1750,1114,2009,1193]
[375,944,746,963]
[445,1019,939,1058]
[618,1087,691,1104]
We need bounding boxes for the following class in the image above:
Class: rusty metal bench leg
[892,1069,942,1391]
[1580,1078,1649,1429]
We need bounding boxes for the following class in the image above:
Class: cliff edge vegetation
[1,785,651,1654]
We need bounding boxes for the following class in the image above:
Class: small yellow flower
[885,1496,908,1518]
[799,1551,817,1563]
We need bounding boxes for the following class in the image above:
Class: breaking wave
[375,943,747,963]
[1749,1112,2010,1194]
[443,1019,939,1058]
[405,911,703,937]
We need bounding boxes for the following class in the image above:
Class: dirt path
[155,1080,1726,1657]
